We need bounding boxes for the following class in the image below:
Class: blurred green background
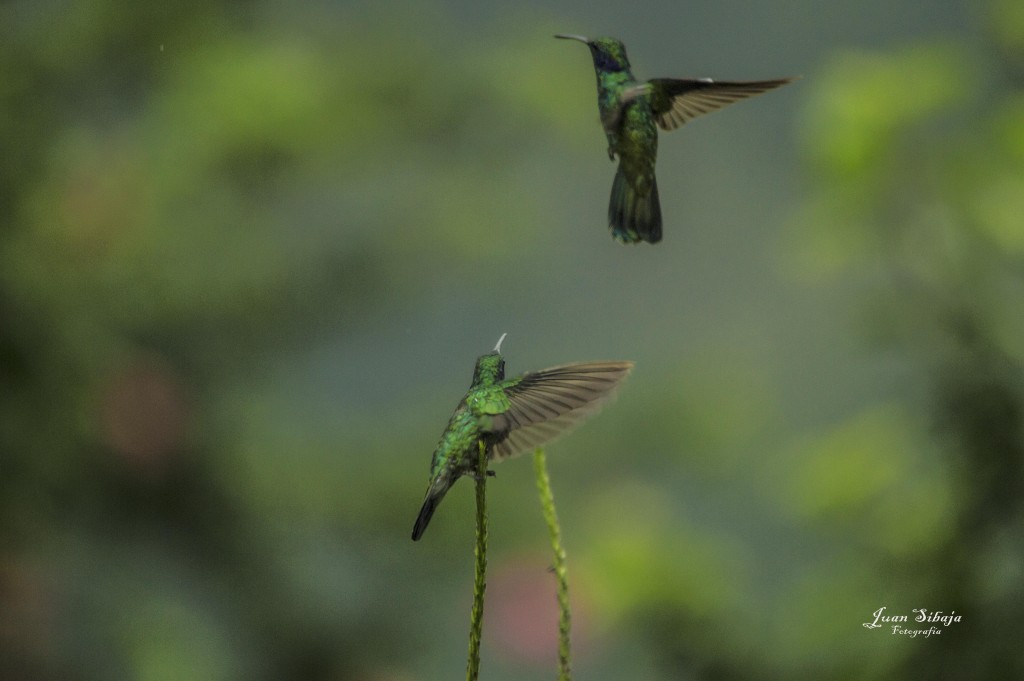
[3,0,1024,679]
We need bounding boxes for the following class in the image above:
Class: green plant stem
[533,447,571,681]
[466,440,488,681]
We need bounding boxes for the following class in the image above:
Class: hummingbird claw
[493,332,508,354]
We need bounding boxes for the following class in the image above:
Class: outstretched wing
[488,361,633,462]
[645,77,795,131]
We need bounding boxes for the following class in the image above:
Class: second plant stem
[533,447,571,681]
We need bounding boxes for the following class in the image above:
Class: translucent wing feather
[488,361,633,462]
[646,77,795,131]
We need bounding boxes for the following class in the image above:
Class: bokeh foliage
[2,0,1023,680]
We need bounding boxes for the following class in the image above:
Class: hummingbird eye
[593,49,624,72]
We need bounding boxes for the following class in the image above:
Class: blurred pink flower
[486,553,589,665]
[100,354,189,472]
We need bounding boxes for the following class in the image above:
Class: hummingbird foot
[606,146,616,161]
[469,470,496,481]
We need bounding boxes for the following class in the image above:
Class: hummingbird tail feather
[608,166,662,244]
[411,493,441,541]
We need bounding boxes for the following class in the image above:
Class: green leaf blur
[2,1,1022,680]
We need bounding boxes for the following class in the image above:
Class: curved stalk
[533,447,571,681]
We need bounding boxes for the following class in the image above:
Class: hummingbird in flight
[412,333,633,541]
[555,34,795,244]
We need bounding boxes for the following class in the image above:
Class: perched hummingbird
[555,34,795,244]
[412,333,633,541]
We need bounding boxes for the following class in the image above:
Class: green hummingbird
[412,333,633,541]
[555,34,795,244]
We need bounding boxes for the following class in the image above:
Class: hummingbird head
[555,34,631,72]
[471,333,507,386]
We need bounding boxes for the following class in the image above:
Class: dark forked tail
[411,492,441,541]
[608,165,662,244]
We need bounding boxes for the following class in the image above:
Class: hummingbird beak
[554,33,590,45]
[493,332,508,354]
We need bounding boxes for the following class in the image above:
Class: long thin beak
[493,332,508,354]
[554,34,590,44]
